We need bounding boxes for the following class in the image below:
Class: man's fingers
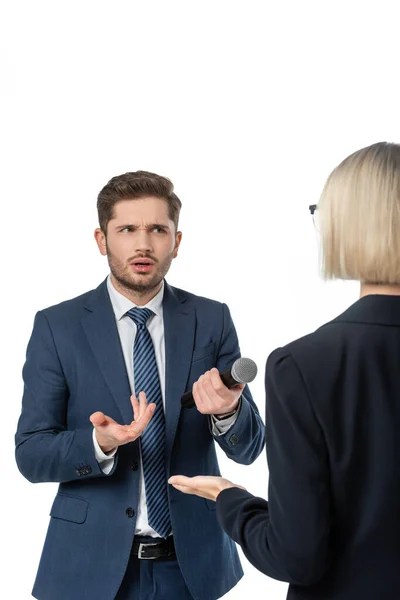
[202,373,222,401]
[138,391,149,420]
[90,411,109,427]
[193,380,213,413]
[209,368,225,392]
[128,403,155,436]
[130,392,149,423]
[205,368,232,400]
[130,395,140,421]
[140,402,155,427]
[192,381,206,413]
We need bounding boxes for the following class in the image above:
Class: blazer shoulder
[38,286,100,320]
[168,284,225,310]
[268,320,346,372]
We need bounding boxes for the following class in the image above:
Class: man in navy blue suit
[15,171,264,600]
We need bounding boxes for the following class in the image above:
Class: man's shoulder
[167,283,226,310]
[39,281,105,319]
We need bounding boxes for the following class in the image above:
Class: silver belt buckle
[138,542,158,560]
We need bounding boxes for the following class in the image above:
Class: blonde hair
[319,142,400,283]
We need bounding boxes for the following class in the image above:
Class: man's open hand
[90,391,155,453]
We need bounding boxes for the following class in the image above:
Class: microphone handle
[181,368,239,409]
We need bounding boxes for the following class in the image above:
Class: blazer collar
[332,294,400,327]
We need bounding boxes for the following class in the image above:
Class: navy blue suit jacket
[217,294,400,600]
[15,280,265,600]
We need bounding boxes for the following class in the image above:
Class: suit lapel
[81,280,133,424]
[163,283,195,455]
[81,279,196,441]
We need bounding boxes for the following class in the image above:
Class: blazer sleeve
[15,311,118,483]
[212,303,265,465]
[216,347,332,586]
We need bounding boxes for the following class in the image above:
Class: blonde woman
[170,142,400,600]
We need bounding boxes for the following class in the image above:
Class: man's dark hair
[97,170,182,233]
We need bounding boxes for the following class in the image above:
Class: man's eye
[153,227,165,233]
[121,227,132,233]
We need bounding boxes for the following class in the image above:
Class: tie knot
[126,307,154,328]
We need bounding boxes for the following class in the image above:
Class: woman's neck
[360,283,400,298]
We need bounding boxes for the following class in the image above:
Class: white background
[2,1,399,598]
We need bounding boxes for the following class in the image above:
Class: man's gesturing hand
[90,391,155,454]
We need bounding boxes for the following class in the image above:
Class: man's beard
[106,246,174,297]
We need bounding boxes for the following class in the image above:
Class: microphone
[181,357,258,409]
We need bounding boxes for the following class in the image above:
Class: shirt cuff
[92,428,117,474]
[210,399,241,437]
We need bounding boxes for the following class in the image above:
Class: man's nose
[134,230,153,252]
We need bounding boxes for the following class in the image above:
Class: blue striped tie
[127,307,171,538]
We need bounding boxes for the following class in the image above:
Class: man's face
[95,197,182,298]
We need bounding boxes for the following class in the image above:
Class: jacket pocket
[50,493,89,524]
[192,342,215,363]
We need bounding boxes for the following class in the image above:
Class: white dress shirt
[93,275,239,537]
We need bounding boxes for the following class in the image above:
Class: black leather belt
[131,536,175,560]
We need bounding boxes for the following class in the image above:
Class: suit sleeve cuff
[210,399,241,436]
[216,486,258,539]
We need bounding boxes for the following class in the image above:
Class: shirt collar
[106,274,164,321]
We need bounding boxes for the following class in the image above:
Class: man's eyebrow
[149,222,170,229]
[114,222,171,230]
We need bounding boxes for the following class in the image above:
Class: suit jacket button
[126,507,135,518]
[85,466,92,475]
[76,469,82,476]
[229,434,238,446]
[130,462,139,471]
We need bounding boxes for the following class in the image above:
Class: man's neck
[360,283,400,298]
[110,274,163,306]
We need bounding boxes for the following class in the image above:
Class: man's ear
[94,228,107,256]
[173,231,182,258]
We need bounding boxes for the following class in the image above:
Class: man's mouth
[130,258,155,273]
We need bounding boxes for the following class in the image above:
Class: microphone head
[231,357,258,384]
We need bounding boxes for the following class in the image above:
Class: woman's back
[170,142,400,600]
[285,293,400,598]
